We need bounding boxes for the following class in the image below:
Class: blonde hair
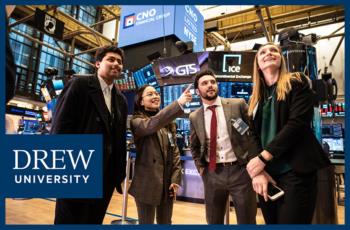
[248,43,301,116]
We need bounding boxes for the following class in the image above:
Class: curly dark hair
[194,69,216,89]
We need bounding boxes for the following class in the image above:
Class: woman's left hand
[169,183,180,200]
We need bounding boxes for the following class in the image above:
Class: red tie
[208,105,217,171]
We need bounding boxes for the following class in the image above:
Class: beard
[200,89,218,101]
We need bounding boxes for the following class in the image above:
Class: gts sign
[222,54,242,73]
[161,64,198,76]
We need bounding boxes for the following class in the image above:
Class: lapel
[221,98,233,137]
[221,98,242,153]
[112,86,122,124]
[157,128,167,162]
[195,107,206,144]
[88,75,111,134]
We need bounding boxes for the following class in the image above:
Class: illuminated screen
[23,120,40,134]
[322,123,343,138]
[176,117,191,131]
[323,138,344,152]
[334,102,345,117]
[133,64,159,88]
[162,84,201,112]
[321,102,345,117]
[52,79,64,95]
[218,81,252,102]
[41,87,52,102]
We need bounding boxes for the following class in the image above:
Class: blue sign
[1,135,103,198]
[174,5,204,52]
[119,5,204,52]
[119,5,175,47]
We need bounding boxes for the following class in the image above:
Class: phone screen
[268,183,282,196]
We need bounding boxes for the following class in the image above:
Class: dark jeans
[259,170,317,224]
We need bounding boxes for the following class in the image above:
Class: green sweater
[261,85,291,176]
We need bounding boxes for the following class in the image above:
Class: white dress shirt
[97,75,114,113]
[203,97,237,163]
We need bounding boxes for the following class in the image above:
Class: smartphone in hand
[267,183,284,201]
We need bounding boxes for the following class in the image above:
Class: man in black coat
[51,45,128,224]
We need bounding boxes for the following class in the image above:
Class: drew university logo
[12,149,94,184]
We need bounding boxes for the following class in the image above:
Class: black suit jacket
[250,74,330,173]
[51,75,127,192]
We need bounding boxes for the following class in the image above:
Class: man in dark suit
[51,45,128,224]
[190,69,258,224]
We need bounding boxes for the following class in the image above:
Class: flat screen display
[133,64,159,89]
[23,119,40,134]
[41,87,52,102]
[322,123,343,138]
[322,138,344,152]
[334,102,345,117]
[175,117,191,131]
[52,79,64,95]
[321,102,345,117]
[162,84,201,112]
[218,81,252,102]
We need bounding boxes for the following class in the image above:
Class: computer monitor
[218,81,252,102]
[320,103,333,117]
[322,123,343,138]
[321,102,345,117]
[162,84,201,112]
[23,119,40,134]
[175,117,191,131]
[334,102,345,117]
[51,79,64,96]
[322,138,344,152]
[133,64,159,89]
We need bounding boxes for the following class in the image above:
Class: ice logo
[222,54,242,73]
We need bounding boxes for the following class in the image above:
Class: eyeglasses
[142,91,160,98]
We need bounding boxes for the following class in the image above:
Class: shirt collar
[97,75,113,93]
[203,96,222,111]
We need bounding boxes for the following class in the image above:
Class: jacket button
[153,159,156,163]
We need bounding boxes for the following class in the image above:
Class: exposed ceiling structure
[9,5,344,55]
[202,5,344,48]
[9,5,121,67]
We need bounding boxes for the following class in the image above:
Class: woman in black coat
[246,43,330,224]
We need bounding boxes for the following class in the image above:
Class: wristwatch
[258,153,269,164]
